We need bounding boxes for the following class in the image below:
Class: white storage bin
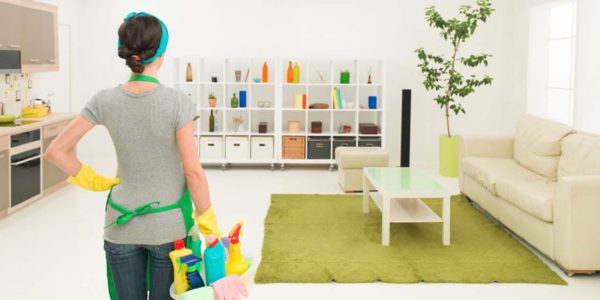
[225,136,250,160]
[251,137,274,159]
[199,137,223,160]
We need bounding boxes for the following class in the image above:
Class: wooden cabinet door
[42,137,68,191]
[15,1,58,72]
[0,150,9,211]
[0,2,22,50]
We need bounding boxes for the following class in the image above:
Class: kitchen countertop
[0,112,78,136]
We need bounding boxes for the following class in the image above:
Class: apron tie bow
[104,201,160,229]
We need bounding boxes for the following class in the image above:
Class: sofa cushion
[462,157,545,196]
[514,114,574,179]
[496,178,556,222]
[558,132,600,177]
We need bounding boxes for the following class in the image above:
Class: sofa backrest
[558,132,600,177]
[514,114,574,179]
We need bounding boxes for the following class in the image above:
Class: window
[527,0,577,125]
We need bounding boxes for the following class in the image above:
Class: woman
[45,12,247,300]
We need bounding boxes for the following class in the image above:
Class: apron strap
[104,193,182,229]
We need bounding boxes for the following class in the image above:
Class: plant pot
[208,98,217,108]
[439,135,460,177]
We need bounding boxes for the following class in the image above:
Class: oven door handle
[11,155,41,166]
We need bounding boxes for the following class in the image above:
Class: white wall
[46,0,529,168]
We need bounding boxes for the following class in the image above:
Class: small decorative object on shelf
[264,101,272,108]
[303,94,307,109]
[262,62,268,83]
[340,69,350,84]
[258,122,268,133]
[257,101,265,108]
[309,103,329,109]
[230,92,239,108]
[288,120,301,133]
[293,63,300,83]
[368,96,378,109]
[211,76,218,83]
[208,93,217,108]
[253,78,261,83]
[311,121,323,134]
[295,94,303,109]
[186,63,193,82]
[235,70,242,82]
[244,68,250,82]
[233,115,245,132]
[287,61,293,83]
[332,88,343,109]
[338,124,352,134]
[367,67,373,84]
[239,90,247,108]
[209,110,215,132]
[359,123,379,134]
[317,70,326,83]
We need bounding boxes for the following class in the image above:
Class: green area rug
[255,194,566,284]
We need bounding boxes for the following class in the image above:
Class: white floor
[0,164,598,300]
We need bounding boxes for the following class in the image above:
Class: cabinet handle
[9,44,20,48]
[11,155,41,166]
[29,59,41,63]
[47,59,56,63]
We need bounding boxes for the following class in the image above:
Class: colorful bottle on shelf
[262,62,268,83]
[287,61,293,83]
[169,240,193,295]
[209,110,215,132]
[204,234,227,286]
[186,63,193,82]
[230,92,238,108]
[293,63,300,83]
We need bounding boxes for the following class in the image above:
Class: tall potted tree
[416,0,495,177]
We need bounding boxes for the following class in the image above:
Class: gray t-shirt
[81,85,198,245]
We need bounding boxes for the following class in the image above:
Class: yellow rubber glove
[194,207,220,238]
[67,164,120,192]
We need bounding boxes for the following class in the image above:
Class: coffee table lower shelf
[369,192,442,223]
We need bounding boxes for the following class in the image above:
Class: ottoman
[335,147,389,192]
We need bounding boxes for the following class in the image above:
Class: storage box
[288,121,301,133]
[258,122,268,134]
[332,136,357,158]
[251,137,274,159]
[308,137,331,159]
[199,137,223,160]
[225,136,250,160]
[282,136,305,159]
[358,136,382,147]
[359,123,379,134]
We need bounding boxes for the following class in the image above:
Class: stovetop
[0,119,42,127]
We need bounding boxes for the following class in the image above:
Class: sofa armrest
[554,176,600,271]
[459,135,514,159]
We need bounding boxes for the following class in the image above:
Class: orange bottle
[262,62,268,83]
[287,61,293,83]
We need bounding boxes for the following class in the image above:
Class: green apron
[105,75,195,300]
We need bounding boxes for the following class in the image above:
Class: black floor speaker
[401,89,411,167]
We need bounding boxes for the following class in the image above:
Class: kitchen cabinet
[42,121,68,191]
[0,136,9,216]
[0,0,58,72]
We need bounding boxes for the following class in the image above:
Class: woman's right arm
[176,121,217,235]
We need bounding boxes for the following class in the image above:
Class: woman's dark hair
[117,15,162,73]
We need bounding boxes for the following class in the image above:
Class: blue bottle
[180,254,205,289]
[239,90,247,108]
[368,96,378,109]
[204,234,226,285]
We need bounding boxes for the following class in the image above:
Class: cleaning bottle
[180,254,205,290]
[209,110,215,132]
[293,63,300,83]
[190,239,203,275]
[262,62,268,83]
[170,240,193,295]
[226,222,250,276]
[204,234,226,285]
[287,61,293,83]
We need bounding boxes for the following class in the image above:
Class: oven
[10,129,41,209]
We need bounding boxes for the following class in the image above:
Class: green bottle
[293,63,300,83]
[209,109,215,132]
[230,93,239,108]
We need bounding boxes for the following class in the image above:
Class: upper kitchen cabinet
[0,0,58,73]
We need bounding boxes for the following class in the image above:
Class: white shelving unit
[171,58,385,170]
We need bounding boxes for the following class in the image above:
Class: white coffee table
[363,167,451,246]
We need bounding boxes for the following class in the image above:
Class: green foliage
[416,0,495,137]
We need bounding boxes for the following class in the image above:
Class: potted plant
[415,0,494,177]
[208,92,217,108]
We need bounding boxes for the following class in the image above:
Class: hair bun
[126,54,144,73]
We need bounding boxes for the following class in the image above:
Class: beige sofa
[336,147,389,192]
[460,114,600,275]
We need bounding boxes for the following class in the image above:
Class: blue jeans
[104,240,175,300]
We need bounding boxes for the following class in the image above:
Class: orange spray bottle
[225,222,250,276]
[287,61,293,83]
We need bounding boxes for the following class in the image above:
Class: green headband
[117,12,169,64]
